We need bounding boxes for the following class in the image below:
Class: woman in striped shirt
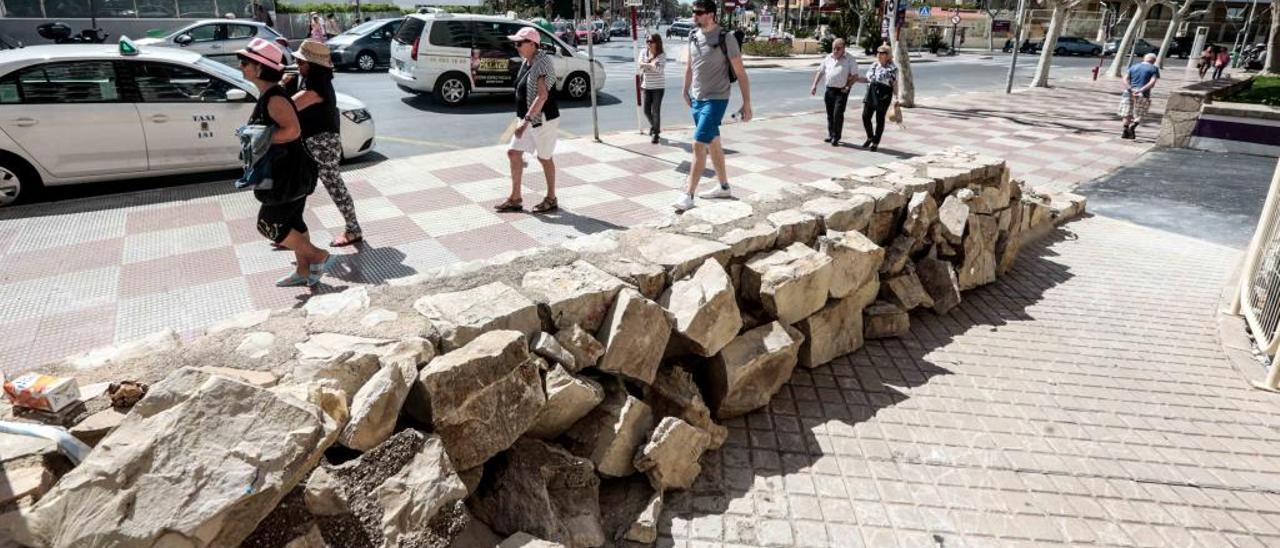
[638,34,666,144]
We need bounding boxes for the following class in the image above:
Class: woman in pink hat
[494,26,560,214]
[238,37,334,287]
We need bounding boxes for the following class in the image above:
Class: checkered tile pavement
[0,68,1167,371]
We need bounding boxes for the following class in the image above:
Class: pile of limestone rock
[3,149,1085,548]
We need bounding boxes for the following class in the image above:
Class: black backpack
[693,29,738,83]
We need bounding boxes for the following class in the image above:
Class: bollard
[1091,64,1100,80]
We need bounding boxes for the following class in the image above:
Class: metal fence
[1235,158,1280,389]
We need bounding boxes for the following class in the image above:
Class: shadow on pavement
[660,230,1076,542]
[400,92,624,114]
[0,170,241,221]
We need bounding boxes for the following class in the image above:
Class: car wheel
[434,74,470,106]
[564,72,590,100]
[1054,47,1066,55]
[1091,48,1101,56]
[0,154,40,207]
[356,51,377,71]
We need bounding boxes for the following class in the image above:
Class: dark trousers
[862,102,890,144]
[643,89,664,134]
[1212,64,1226,79]
[823,87,849,141]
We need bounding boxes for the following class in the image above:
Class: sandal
[330,233,363,247]
[494,198,523,212]
[532,197,558,213]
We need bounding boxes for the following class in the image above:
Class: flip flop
[330,233,363,247]
[310,254,339,274]
[275,272,317,287]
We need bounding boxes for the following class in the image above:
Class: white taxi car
[389,13,604,106]
[0,40,375,206]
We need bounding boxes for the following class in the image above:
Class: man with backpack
[672,0,753,212]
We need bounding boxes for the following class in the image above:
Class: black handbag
[254,141,317,206]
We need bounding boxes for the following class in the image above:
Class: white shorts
[508,117,559,160]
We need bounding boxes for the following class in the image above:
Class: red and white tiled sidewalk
[0,69,1160,371]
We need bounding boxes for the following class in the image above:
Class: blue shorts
[690,99,729,144]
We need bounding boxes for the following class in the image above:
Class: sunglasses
[693,10,709,15]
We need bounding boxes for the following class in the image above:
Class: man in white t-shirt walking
[810,38,857,147]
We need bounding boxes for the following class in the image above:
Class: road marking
[376,135,464,149]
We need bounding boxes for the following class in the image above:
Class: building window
[177,0,216,18]
[2,0,44,17]
[136,0,177,17]
[43,0,92,17]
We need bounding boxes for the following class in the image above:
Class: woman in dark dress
[238,38,334,287]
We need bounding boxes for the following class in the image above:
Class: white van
[389,13,605,106]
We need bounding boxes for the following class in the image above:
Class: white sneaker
[672,193,695,212]
[699,185,733,199]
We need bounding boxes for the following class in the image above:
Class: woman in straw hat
[290,39,363,247]
[237,38,334,286]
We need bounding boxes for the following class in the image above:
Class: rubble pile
[1,149,1085,547]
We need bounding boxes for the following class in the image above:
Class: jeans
[862,102,890,144]
[643,88,664,134]
[823,87,849,141]
[1212,63,1226,79]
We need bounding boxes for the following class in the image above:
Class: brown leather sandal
[494,198,523,212]
[532,197,558,213]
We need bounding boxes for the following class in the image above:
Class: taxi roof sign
[119,36,139,56]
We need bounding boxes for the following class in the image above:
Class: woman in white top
[638,34,666,144]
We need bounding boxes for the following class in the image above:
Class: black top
[251,85,296,136]
[294,69,341,137]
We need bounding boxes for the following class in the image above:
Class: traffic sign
[627,0,642,6]
[918,6,930,17]
[951,14,961,24]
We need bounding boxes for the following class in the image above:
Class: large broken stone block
[303,286,370,318]
[645,366,728,449]
[528,365,606,440]
[624,229,732,281]
[719,223,778,259]
[499,532,567,548]
[801,195,873,232]
[596,289,672,385]
[707,322,804,419]
[294,332,396,366]
[590,258,667,300]
[287,349,381,405]
[850,185,906,212]
[68,407,127,447]
[599,477,662,545]
[522,260,628,332]
[304,467,348,516]
[864,302,910,339]
[660,259,742,357]
[415,281,541,351]
[555,324,605,372]
[820,230,884,299]
[742,243,833,325]
[959,214,999,291]
[796,294,865,369]
[565,382,655,477]
[936,190,972,244]
[634,417,711,491]
[867,210,898,245]
[415,330,546,469]
[767,209,823,247]
[27,368,339,548]
[884,266,935,312]
[917,256,962,315]
[902,192,938,238]
[533,332,576,370]
[469,438,605,548]
[340,338,434,451]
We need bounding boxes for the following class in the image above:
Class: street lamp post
[1004,0,1026,93]
[586,0,600,140]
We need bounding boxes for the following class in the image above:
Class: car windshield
[196,57,251,88]
[577,23,592,31]
[343,20,385,35]
[555,22,572,31]
[612,21,625,28]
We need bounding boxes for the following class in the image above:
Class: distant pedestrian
[308,13,325,41]
[860,44,897,152]
[237,38,333,287]
[289,40,362,247]
[811,38,856,146]
[252,0,273,26]
[672,0,752,212]
[1119,53,1160,140]
[638,34,666,144]
[495,27,561,214]
[1213,47,1229,79]
[324,13,341,39]
[1197,45,1213,79]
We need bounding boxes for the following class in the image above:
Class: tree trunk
[1095,3,1109,42]
[1108,0,1151,77]
[887,2,915,106]
[1267,0,1280,73]
[987,13,996,52]
[1156,2,1186,67]
[1030,3,1067,87]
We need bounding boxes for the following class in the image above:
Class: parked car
[389,13,605,106]
[609,20,629,37]
[1050,36,1101,56]
[592,20,610,42]
[553,20,578,46]
[575,22,602,44]
[1104,37,1157,56]
[327,18,403,71]
[133,20,291,66]
[666,20,694,39]
[0,40,375,206]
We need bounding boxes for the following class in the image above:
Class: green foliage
[276,3,404,14]
[793,27,813,39]
[924,28,947,53]
[742,40,791,57]
[859,31,880,53]
[1231,76,1280,107]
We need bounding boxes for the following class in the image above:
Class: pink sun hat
[507,26,541,43]
[236,37,286,71]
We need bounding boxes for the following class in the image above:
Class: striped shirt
[639,51,666,90]
[519,52,557,124]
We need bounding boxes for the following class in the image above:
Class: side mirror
[226,89,248,101]
[174,33,193,46]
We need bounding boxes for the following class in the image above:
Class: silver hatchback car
[135,20,292,65]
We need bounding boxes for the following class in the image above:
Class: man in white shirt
[810,38,857,146]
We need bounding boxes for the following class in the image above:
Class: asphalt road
[27,42,1103,203]
[344,40,1104,161]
